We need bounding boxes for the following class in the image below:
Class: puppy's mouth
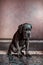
[23,35,30,40]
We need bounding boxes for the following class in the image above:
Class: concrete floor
[0,54,43,65]
[0,40,43,65]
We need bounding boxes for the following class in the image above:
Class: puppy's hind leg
[7,44,12,55]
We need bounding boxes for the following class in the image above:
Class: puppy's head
[22,23,32,40]
[18,23,32,40]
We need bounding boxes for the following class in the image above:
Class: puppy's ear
[18,24,23,34]
[31,25,32,29]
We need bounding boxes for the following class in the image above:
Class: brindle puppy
[7,23,32,57]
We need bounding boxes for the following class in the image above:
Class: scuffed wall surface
[0,0,43,39]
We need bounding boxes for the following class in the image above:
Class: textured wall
[0,0,43,39]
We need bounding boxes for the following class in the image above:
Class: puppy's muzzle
[23,32,30,40]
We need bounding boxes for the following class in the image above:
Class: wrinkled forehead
[23,24,32,30]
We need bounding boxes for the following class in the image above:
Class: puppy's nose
[28,33,30,37]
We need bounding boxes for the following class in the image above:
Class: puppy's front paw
[18,51,22,57]
[26,54,31,57]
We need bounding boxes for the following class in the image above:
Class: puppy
[7,23,32,56]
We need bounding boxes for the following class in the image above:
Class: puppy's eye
[26,29,30,31]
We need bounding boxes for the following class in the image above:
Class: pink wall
[0,0,43,39]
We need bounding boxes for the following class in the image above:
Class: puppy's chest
[19,40,25,46]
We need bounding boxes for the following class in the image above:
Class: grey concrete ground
[0,54,43,65]
[0,40,43,65]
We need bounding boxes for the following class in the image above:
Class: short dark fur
[7,23,32,56]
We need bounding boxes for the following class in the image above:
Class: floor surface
[0,54,43,65]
